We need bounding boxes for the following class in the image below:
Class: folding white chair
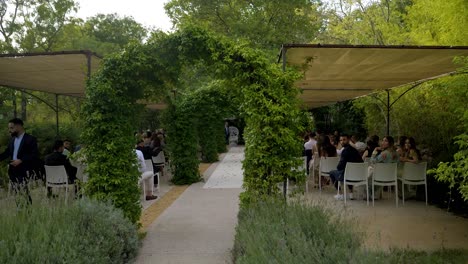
[340,162,369,205]
[152,151,165,177]
[372,163,398,207]
[318,157,340,191]
[145,159,159,192]
[44,165,73,203]
[399,162,428,205]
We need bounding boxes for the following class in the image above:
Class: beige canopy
[0,51,101,97]
[279,44,468,108]
[0,50,167,109]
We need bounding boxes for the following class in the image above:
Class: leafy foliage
[165,0,325,55]
[233,198,468,263]
[0,198,140,263]
[163,100,201,185]
[81,47,147,223]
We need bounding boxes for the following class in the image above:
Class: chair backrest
[292,157,306,173]
[75,163,88,182]
[320,157,340,173]
[402,162,427,182]
[344,162,368,182]
[364,157,371,165]
[44,165,68,185]
[144,159,154,173]
[152,151,165,165]
[373,163,398,182]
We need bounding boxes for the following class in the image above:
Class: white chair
[399,162,427,205]
[318,157,340,190]
[44,165,72,203]
[339,162,369,205]
[140,170,154,202]
[145,159,160,192]
[152,151,165,177]
[287,157,307,196]
[372,163,398,207]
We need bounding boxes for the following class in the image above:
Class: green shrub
[233,198,362,263]
[0,198,140,264]
[233,198,468,264]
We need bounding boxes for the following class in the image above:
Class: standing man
[0,118,39,204]
[329,134,363,200]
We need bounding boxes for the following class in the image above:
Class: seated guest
[368,136,399,199]
[362,135,379,160]
[318,135,337,158]
[62,139,72,157]
[143,131,152,147]
[397,135,408,161]
[136,139,153,160]
[401,137,421,163]
[44,140,77,197]
[329,134,363,200]
[135,149,157,200]
[371,136,399,163]
[304,132,317,175]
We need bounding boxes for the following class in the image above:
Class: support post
[86,51,92,79]
[282,46,287,199]
[386,89,390,136]
[55,94,59,138]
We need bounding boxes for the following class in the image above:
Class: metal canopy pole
[55,94,59,138]
[386,89,390,136]
[282,46,288,199]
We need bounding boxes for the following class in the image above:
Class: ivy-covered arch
[81,26,305,223]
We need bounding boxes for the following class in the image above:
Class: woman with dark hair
[402,137,421,163]
[371,136,399,163]
[317,135,337,158]
[367,135,399,199]
[397,135,408,160]
[362,135,379,160]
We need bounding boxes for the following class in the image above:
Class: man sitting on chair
[329,134,363,200]
[45,140,77,198]
[135,149,157,201]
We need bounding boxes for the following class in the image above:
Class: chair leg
[319,173,322,191]
[366,182,369,206]
[156,173,160,192]
[372,181,375,207]
[402,182,405,205]
[65,186,68,204]
[425,182,428,206]
[344,182,347,205]
[395,183,398,207]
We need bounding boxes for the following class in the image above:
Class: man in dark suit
[44,140,77,197]
[329,134,363,200]
[0,118,39,204]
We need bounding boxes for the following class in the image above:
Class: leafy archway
[81,26,305,223]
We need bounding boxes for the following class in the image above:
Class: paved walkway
[136,147,244,264]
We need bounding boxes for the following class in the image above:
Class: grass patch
[233,197,468,264]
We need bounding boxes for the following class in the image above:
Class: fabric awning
[0,50,167,109]
[0,51,101,97]
[279,44,468,108]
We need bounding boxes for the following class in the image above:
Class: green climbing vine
[82,26,305,222]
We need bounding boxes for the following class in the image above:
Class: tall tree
[406,0,468,45]
[19,0,78,52]
[165,0,325,55]
[81,13,148,54]
[319,0,412,45]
